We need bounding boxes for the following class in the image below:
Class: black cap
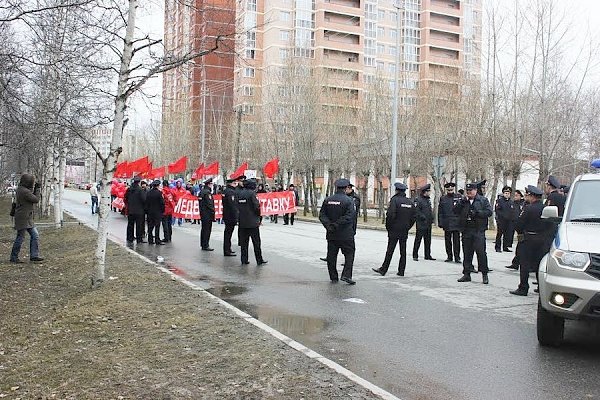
[394,182,408,191]
[288,184,295,188]
[162,179,169,187]
[502,185,512,193]
[133,176,141,182]
[335,178,351,188]
[420,183,431,192]
[244,179,257,190]
[151,179,161,186]
[547,175,560,188]
[477,179,487,188]
[525,185,543,196]
[233,174,246,181]
[515,189,523,197]
[444,182,456,189]
[226,178,236,183]
[466,183,478,190]
[203,178,213,185]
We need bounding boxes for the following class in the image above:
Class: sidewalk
[0,199,387,399]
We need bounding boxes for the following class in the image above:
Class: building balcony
[428,2,462,18]
[317,0,361,17]
[425,37,462,50]
[320,20,362,36]
[426,20,462,34]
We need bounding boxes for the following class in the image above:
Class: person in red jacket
[172,179,187,226]
[161,179,176,242]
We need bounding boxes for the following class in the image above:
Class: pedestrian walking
[412,184,435,261]
[455,182,493,284]
[505,190,526,270]
[509,185,553,296]
[494,186,516,252]
[372,182,415,276]
[161,179,175,243]
[438,182,462,263]
[199,178,215,251]
[145,180,165,245]
[237,179,267,265]
[10,174,44,263]
[318,178,357,284]
[124,176,146,244]
[283,184,299,225]
[222,176,243,256]
[90,182,99,214]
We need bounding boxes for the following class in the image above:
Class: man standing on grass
[10,173,44,263]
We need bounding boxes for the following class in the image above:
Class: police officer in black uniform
[222,175,244,256]
[347,183,361,234]
[510,185,553,296]
[545,175,566,216]
[319,178,357,284]
[237,179,267,265]
[373,182,416,276]
[145,180,165,245]
[455,182,493,284]
[124,176,146,244]
[506,190,526,270]
[438,182,462,263]
[494,186,516,252]
[199,178,215,251]
[413,184,435,261]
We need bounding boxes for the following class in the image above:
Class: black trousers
[381,232,408,275]
[161,215,173,241]
[510,241,522,268]
[200,219,213,249]
[413,227,432,259]
[444,230,461,260]
[462,229,488,275]
[518,237,547,291]
[326,239,355,281]
[239,227,264,263]
[223,223,236,254]
[495,219,514,250]
[127,214,145,242]
[283,213,295,225]
[147,215,161,243]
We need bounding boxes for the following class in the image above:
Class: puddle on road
[206,285,248,298]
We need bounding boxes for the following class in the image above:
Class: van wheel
[537,299,564,347]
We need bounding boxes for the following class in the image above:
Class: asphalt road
[64,189,600,400]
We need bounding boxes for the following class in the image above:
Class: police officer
[319,178,357,284]
[222,175,243,256]
[199,178,215,251]
[510,185,553,296]
[347,183,361,234]
[145,180,165,245]
[455,182,493,284]
[506,190,526,270]
[372,182,416,276]
[438,182,462,263]
[124,176,146,244]
[237,179,267,265]
[412,184,435,261]
[545,175,566,216]
[494,186,515,252]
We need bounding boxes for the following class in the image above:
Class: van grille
[587,253,600,280]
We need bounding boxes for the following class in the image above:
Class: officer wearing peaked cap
[236,178,267,265]
[145,179,165,245]
[438,182,462,263]
[412,183,435,261]
[222,177,240,257]
[199,177,215,250]
[319,178,357,284]
[494,185,516,252]
[373,182,416,277]
[545,175,566,216]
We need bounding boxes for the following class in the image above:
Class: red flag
[147,166,166,179]
[263,158,279,178]
[191,163,205,180]
[230,162,248,179]
[168,156,188,174]
[129,156,149,173]
[204,161,219,176]
[114,161,130,178]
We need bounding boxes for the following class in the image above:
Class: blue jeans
[91,196,98,214]
[11,227,40,261]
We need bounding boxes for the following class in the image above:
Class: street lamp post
[391,0,404,184]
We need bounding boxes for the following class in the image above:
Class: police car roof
[577,173,600,182]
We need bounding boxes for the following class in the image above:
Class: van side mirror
[542,206,561,222]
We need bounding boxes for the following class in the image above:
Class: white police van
[537,159,600,346]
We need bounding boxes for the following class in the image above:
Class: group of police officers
[319,175,567,294]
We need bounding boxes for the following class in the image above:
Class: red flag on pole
[263,158,279,178]
[204,161,219,176]
[129,156,150,173]
[168,156,188,174]
[191,163,205,180]
[230,162,248,179]
[147,166,166,179]
[114,161,130,178]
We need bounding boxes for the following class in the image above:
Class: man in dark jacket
[494,186,516,252]
[438,182,462,263]
[222,176,242,256]
[348,183,361,234]
[506,190,526,270]
[413,184,435,261]
[199,178,216,251]
[455,182,493,284]
[544,175,566,216]
[237,179,267,265]
[124,176,146,244]
[10,173,44,263]
[283,184,300,225]
[145,180,165,245]
[373,182,415,276]
[319,178,356,284]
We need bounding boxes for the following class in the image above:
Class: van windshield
[566,180,600,222]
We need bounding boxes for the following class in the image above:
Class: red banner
[112,197,125,210]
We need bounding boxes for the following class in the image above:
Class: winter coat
[222,185,239,225]
[385,193,416,234]
[162,187,175,216]
[198,185,215,221]
[319,190,356,241]
[237,188,261,228]
[495,196,516,222]
[124,183,146,216]
[13,174,40,231]
[145,187,165,218]
[438,193,462,231]
[453,194,493,232]
[414,195,434,230]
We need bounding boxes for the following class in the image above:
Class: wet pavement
[64,190,600,400]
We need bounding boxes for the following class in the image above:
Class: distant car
[77,183,92,190]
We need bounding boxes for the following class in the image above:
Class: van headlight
[551,249,590,270]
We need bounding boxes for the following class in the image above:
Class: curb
[66,210,402,400]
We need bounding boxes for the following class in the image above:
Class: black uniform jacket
[124,184,146,216]
[198,185,215,221]
[414,195,434,230]
[545,190,566,216]
[438,193,461,231]
[514,200,552,239]
[453,194,493,232]
[386,193,416,234]
[222,185,239,225]
[237,188,261,229]
[495,196,515,222]
[145,187,165,218]
[319,190,356,241]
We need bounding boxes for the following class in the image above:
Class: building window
[280,30,290,41]
[365,3,376,20]
[365,21,376,38]
[388,63,396,74]
[378,10,385,20]
[242,86,255,96]
[242,104,255,115]
[281,11,291,21]
[378,27,385,38]
[376,61,384,70]
[280,48,289,60]
[245,49,255,59]
[364,56,375,66]
[243,67,255,78]
[391,30,397,40]
[247,0,257,12]
[388,46,397,56]
[377,44,385,54]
